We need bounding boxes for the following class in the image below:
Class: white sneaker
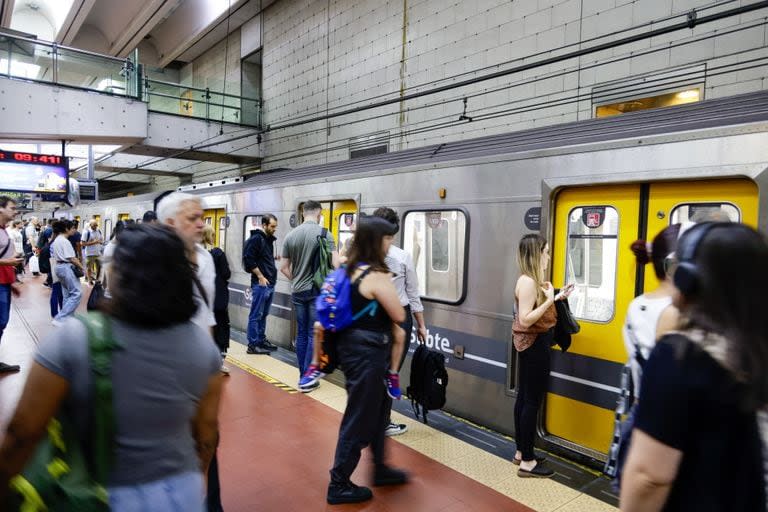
[220,364,230,375]
[384,422,408,436]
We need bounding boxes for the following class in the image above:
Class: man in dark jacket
[243,214,278,354]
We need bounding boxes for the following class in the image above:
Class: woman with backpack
[512,234,573,478]
[620,222,768,510]
[0,224,223,510]
[324,216,408,505]
[202,224,231,375]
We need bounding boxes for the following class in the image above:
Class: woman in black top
[327,216,407,505]
[203,225,231,375]
[620,222,768,511]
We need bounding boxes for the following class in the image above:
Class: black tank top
[350,267,391,332]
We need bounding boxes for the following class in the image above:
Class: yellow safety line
[224,356,300,394]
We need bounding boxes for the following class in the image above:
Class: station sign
[0,150,68,195]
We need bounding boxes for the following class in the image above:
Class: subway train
[37,89,768,466]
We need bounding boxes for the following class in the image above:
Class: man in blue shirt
[243,214,279,354]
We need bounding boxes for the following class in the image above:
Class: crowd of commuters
[1,187,767,510]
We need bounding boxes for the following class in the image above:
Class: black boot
[326,482,373,504]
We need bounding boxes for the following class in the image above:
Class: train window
[403,210,467,304]
[670,203,740,224]
[243,215,263,242]
[564,206,619,323]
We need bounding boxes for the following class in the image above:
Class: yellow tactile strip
[226,343,618,512]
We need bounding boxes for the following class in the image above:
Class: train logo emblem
[586,212,601,228]
[344,213,354,227]
[244,286,253,307]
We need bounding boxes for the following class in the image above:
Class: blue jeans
[50,282,63,318]
[0,284,10,344]
[292,289,317,376]
[247,284,274,348]
[54,264,82,320]
[108,471,204,512]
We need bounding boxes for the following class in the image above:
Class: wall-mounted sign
[524,207,541,231]
[426,211,442,229]
[582,206,606,229]
[0,150,68,194]
[289,213,297,228]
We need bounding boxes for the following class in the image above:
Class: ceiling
[0,0,273,193]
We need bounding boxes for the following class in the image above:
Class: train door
[547,179,758,455]
[203,208,226,249]
[305,200,357,252]
[118,213,131,223]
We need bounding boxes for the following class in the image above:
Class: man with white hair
[157,192,224,512]
[157,192,216,334]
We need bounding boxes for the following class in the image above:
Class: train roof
[223,89,768,192]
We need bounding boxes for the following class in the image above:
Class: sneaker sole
[299,383,320,393]
[326,495,373,505]
[385,427,408,437]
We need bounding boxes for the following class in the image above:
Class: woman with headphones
[620,222,768,511]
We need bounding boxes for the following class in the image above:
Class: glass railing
[0,30,262,128]
[0,31,138,98]
[143,77,262,128]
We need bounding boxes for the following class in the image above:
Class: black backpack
[407,344,448,424]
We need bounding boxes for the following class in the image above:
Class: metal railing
[0,31,138,98]
[143,77,262,128]
[0,30,262,128]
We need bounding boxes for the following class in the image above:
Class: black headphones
[673,222,722,296]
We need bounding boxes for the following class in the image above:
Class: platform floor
[0,274,618,511]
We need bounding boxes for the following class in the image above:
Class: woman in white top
[624,224,683,397]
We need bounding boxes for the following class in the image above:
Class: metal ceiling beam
[0,0,15,28]
[57,0,98,45]
[95,166,190,178]
[111,0,179,57]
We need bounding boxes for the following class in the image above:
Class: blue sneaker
[385,372,402,400]
[299,364,326,390]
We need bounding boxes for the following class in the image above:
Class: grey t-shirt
[281,220,335,293]
[35,316,221,486]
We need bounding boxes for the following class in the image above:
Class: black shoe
[0,362,21,374]
[373,465,409,486]
[262,339,279,351]
[327,482,373,504]
[246,345,271,355]
[517,462,555,478]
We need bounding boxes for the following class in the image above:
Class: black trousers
[206,441,223,511]
[513,330,553,461]
[213,308,230,354]
[385,306,413,424]
[330,329,390,485]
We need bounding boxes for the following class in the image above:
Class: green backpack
[9,312,118,511]
[311,227,333,291]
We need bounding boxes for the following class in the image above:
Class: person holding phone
[512,234,573,478]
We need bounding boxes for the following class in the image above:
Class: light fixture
[676,89,700,101]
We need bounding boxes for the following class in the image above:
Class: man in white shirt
[51,220,84,325]
[157,193,216,333]
[157,192,223,510]
[372,207,428,436]
[23,217,38,263]
[82,219,104,284]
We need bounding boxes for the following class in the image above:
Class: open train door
[546,179,757,458]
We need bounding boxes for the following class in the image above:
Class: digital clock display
[0,149,68,194]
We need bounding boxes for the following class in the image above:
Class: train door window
[104,218,112,242]
[564,206,619,322]
[670,202,740,224]
[118,213,130,223]
[244,215,263,242]
[297,200,356,253]
[402,210,467,304]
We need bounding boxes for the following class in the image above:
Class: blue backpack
[315,266,379,332]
